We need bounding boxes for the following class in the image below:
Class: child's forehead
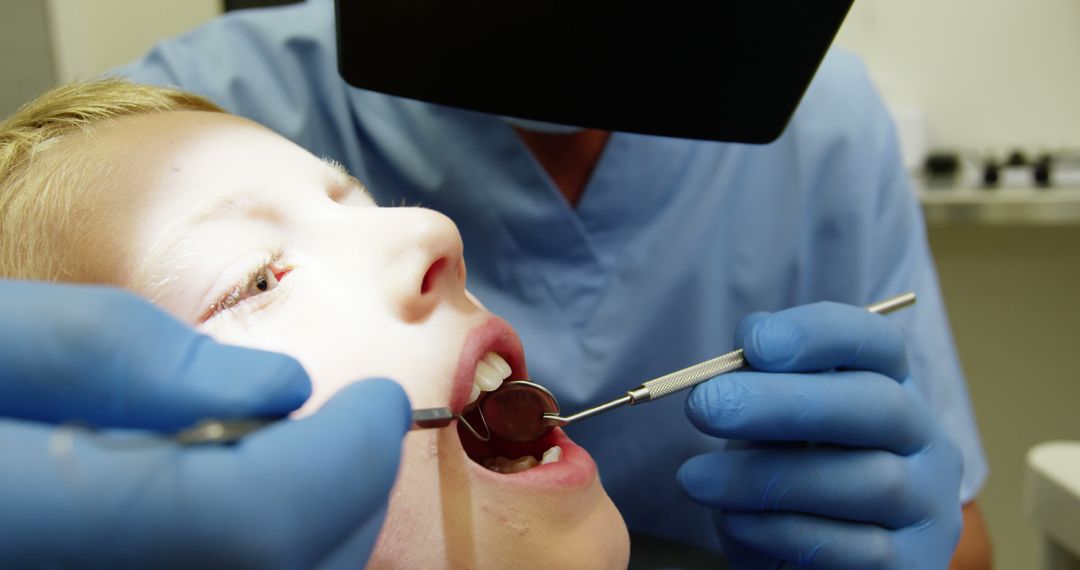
[99,110,274,144]
[69,109,326,237]
[69,109,362,241]
[86,111,322,181]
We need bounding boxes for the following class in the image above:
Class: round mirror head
[480,381,560,442]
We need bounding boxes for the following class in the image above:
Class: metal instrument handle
[411,407,454,429]
[628,291,916,404]
[631,349,747,402]
[176,407,455,445]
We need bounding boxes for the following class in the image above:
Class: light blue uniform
[119,1,986,552]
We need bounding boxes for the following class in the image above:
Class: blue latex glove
[0,281,411,569]
[677,301,963,569]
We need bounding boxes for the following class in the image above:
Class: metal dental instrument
[175,407,461,445]
[411,407,456,430]
[174,293,915,445]
[478,292,918,443]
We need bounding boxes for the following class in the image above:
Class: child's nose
[381,208,466,322]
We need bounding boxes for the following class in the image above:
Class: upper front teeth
[467,352,511,405]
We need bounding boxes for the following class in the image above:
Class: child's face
[74,111,628,568]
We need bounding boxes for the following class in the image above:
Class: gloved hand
[0,281,411,569]
[677,301,963,569]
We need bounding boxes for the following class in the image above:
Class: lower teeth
[483,455,538,474]
[483,445,562,474]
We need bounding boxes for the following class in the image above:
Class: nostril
[420,257,449,295]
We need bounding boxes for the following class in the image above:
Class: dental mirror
[479,381,562,442]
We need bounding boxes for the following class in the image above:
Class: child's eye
[204,250,291,320]
[248,266,283,295]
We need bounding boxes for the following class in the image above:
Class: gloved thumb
[736,301,910,380]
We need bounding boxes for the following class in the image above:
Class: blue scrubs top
[118,0,987,551]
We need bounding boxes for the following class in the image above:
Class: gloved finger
[733,311,770,349]
[715,534,786,570]
[686,370,929,453]
[185,378,411,568]
[738,301,909,381]
[718,512,897,570]
[0,379,409,568]
[678,448,930,529]
[0,419,192,566]
[0,281,311,430]
[313,506,390,570]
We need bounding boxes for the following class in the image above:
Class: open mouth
[455,350,562,474]
[457,402,563,474]
[447,318,595,483]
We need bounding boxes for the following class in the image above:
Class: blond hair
[0,78,223,281]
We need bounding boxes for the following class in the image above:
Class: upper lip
[449,316,528,413]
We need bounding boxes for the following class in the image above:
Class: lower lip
[461,428,598,491]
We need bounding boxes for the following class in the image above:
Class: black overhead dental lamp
[335,0,854,144]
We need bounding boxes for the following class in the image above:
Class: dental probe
[548,292,916,424]
[174,407,456,445]
[480,292,917,442]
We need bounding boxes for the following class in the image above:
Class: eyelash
[203,248,290,321]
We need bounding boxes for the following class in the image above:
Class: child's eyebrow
[136,161,371,304]
[184,187,278,227]
[319,157,371,198]
[182,159,368,228]
[134,187,281,302]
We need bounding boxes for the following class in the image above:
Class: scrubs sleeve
[888,178,989,506]
[856,65,989,504]
[112,2,355,157]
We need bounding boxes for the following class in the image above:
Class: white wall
[836,0,1080,151]
[45,0,222,82]
[0,1,56,117]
